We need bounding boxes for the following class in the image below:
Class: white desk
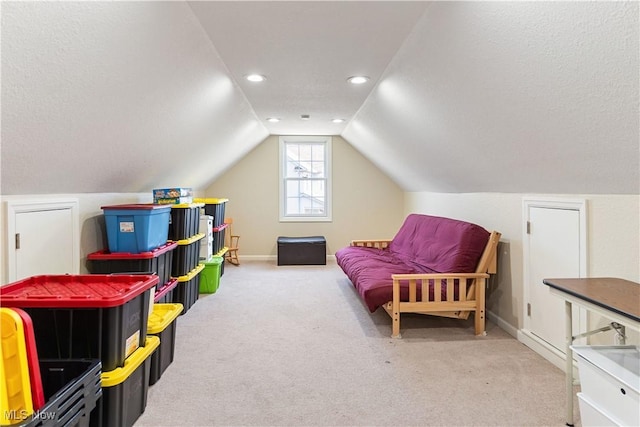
[543,278,640,427]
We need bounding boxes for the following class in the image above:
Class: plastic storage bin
[194,198,227,228]
[102,204,171,254]
[212,224,227,255]
[171,233,204,277]
[91,336,159,427]
[200,257,223,294]
[168,203,204,241]
[1,308,35,425]
[173,264,204,314]
[13,359,103,427]
[147,304,183,385]
[153,278,178,305]
[87,242,177,287]
[571,345,639,427]
[9,308,46,412]
[0,274,158,372]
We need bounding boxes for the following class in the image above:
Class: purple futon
[336,214,492,313]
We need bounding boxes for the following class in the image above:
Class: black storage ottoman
[277,236,326,266]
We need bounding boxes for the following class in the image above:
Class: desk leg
[565,300,574,427]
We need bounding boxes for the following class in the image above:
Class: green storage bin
[200,256,223,294]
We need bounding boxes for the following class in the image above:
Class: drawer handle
[620,388,626,395]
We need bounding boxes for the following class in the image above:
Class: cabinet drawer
[577,393,620,427]
[573,346,639,427]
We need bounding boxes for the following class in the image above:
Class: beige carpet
[135,260,580,427]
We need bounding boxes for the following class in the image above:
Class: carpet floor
[135,260,580,427]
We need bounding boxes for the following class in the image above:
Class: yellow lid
[176,263,205,282]
[193,198,228,204]
[172,233,205,246]
[170,203,204,209]
[147,303,183,334]
[214,247,229,257]
[101,336,160,387]
[0,308,34,423]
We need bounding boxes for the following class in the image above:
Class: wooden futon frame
[351,231,501,338]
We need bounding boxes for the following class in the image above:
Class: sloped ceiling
[1,1,269,194]
[344,1,639,193]
[1,1,638,195]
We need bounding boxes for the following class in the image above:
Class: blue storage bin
[102,204,171,254]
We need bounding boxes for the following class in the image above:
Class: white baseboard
[518,329,579,377]
[487,311,518,338]
[240,255,277,261]
[236,255,337,262]
[487,312,577,376]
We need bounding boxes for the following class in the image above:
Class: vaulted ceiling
[1,1,638,195]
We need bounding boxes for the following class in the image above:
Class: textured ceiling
[187,1,429,136]
[1,1,638,195]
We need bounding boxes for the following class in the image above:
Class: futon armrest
[391,272,490,305]
[350,239,392,249]
[391,272,490,281]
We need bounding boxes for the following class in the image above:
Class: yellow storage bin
[97,336,160,427]
[193,198,228,228]
[0,308,34,425]
[147,304,183,385]
[173,263,204,314]
[167,203,204,241]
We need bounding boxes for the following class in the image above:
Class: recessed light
[332,118,345,123]
[347,76,369,85]
[300,114,310,120]
[246,74,266,82]
[266,117,280,123]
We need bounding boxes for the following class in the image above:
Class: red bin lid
[87,241,178,260]
[0,274,158,308]
[154,278,178,302]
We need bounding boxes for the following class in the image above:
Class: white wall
[405,192,640,338]
[1,193,160,284]
[205,135,405,257]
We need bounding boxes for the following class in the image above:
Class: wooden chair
[224,217,240,265]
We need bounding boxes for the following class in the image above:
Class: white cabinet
[572,345,639,426]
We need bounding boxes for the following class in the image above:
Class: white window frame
[279,136,332,222]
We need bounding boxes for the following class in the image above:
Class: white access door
[523,199,587,359]
[5,199,80,283]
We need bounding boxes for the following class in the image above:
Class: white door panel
[528,206,581,352]
[523,198,587,359]
[5,198,79,284]
[15,208,75,280]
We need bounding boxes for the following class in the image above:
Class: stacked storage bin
[0,274,157,427]
[195,198,228,231]
[87,242,179,314]
[0,307,102,427]
[195,198,229,277]
[200,256,223,294]
[90,336,159,427]
[168,203,205,314]
[98,204,178,308]
[146,304,183,385]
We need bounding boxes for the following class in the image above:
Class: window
[279,136,332,222]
